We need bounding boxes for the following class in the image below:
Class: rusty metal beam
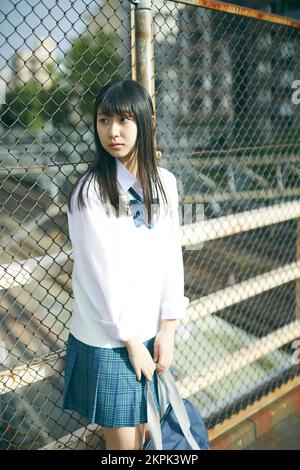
[172,0,300,30]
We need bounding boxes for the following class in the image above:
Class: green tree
[65,27,122,121]
[1,26,122,130]
[1,81,48,130]
[42,83,73,128]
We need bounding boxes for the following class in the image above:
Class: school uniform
[63,159,189,428]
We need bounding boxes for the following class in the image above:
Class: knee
[106,439,142,450]
[105,436,142,450]
[103,425,144,451]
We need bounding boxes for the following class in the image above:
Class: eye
[98,118,108,124]
[120,114,133,123]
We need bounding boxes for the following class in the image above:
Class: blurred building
[227,0,300,18]
[154,0,300,149]
[153,5,236,150]
[0,66,12,106]
[229,0,300,134]
[177,8,234,124]
[10,37,56,90]
[84,0,131,76]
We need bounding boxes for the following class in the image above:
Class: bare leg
[102,424,145,450]
[102,411,160,450]
[136,411,161,446]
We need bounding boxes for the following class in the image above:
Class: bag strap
[145,379,164,450]
[146,370,202,450]
[157,371,169,417]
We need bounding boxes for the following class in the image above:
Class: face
[96,111,138,161]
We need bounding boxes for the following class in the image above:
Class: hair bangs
[97,87,134,119]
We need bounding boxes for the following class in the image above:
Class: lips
[109,143,123,147]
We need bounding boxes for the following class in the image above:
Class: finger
[136,371,141,381]
[156,362,168,369]
[145,368,155,380]
[153,342,159,363]
[157,367,167,373]
[156,363,168,372]
[157,369,167,375]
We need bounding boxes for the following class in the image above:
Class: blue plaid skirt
[63,333,161,428]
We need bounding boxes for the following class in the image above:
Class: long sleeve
[160,175,190,320]
[67,182,140,342]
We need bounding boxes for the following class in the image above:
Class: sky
[0,0,100,72]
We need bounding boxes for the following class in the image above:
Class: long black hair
[67,79,170,224]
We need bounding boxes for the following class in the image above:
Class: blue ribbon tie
[128,187,158,229]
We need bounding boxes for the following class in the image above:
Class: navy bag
[143,370,210,450]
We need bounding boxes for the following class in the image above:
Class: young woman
[63,79,189,450]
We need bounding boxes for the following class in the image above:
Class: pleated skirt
[63,332,161,428]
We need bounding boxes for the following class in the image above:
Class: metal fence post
[131,0,161,160]
[131,0,153,96]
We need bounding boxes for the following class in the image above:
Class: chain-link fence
[0,0,300,450]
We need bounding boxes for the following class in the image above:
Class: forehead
[97,110,132,116]
[97,96,133,117]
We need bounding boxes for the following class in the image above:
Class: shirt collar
[116,158,142,194]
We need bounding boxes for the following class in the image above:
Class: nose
[108,120,121,138]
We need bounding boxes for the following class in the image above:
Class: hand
[125,335,156,381]
[153,328,175,375]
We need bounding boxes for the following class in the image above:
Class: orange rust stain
[135,31,151,40]
[178,0,300,30]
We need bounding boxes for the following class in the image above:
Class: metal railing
[0,0,300,449]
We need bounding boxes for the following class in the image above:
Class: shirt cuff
[160,296,190,320]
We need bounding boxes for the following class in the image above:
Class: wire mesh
[0,0,300,450]
[153,0,300,430]
[0,0,132,450]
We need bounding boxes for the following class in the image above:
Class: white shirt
[67,159,190,348]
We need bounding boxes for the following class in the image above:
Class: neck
[117,154,138,178]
